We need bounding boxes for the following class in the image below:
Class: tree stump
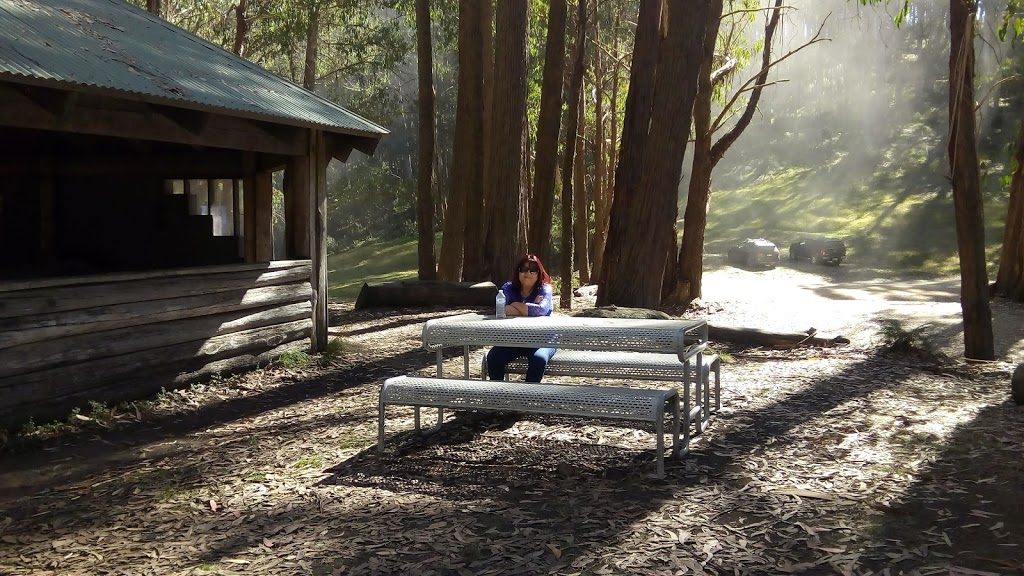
[1012,363,1024,405]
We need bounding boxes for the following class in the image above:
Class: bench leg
[378,401,387,451]
[655,406,665,479]
[713,359,721,413]
[679,369,692,457]
[671,394,681,460]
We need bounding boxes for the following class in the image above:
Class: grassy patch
[327,237,420,301]
[705,143,1009,276]
[276,350,313,368]
[293,454,323,469]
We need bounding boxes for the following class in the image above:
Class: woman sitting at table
[486,254,557,383]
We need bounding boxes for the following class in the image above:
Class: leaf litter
[0,301,1022,575]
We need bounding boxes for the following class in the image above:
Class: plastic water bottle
[495,290,506,318]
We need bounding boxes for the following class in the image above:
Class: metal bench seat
[378,375,681,478]
[484,350,721,432]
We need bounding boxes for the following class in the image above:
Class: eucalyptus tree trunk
[527,0,567,263]
[302,4,319,90]
[463,0,494,281]
[994,115,1024,301]
[596,0,663,306]
[414,0,437,280]
[573,101,590,285]
[438,0,484,281]
[670,0,783,305]
[484,0,529,286]
[589,6,605,284]
[559,0,587,308]
[232,0,249,56]
[948,0,993,359]
[593,7,622,283]
[602,0,708,308]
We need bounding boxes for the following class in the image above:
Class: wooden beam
[0,150,246,178]
[310,130,329,351]
[0,84,306,155]
[253,168,273,262]
[232,179,243,255]
[284,155,311,259]
[150,104,209,135]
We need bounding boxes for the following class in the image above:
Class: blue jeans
[486,346,557,382]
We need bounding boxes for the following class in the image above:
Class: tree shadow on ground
[0,344,467,501]
[868,398,1024,573]
[2,334,1018,574]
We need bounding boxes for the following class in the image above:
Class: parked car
[789,237,847,266]
[727,238,781,268]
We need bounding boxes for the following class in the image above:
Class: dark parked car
[789,237,847,266]
[727,238,781,268]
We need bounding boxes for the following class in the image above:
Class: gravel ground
[690,259,1024,362]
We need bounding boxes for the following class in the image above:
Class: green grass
[327,140,1012,299]
[327,237,420,301]
[704,148,1010,276]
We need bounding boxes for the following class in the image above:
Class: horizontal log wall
[0,261,313,429]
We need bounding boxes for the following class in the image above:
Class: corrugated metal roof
[0,0,388,138]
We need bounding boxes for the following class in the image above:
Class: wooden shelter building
[0,0,387,428]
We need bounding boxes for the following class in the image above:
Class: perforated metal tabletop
[422,313,707,363]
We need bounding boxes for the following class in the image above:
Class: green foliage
[875,319,942,358]
[293,453,323,469]
[276,350,314,368]
[321,337,347,361]
[327,160,416,246]
[327,235,420,301]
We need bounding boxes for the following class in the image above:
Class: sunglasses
[518,266,539,274]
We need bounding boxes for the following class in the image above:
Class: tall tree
[596,0,664,306]
[437,0,484,281]
[949,0,994,359]
[560,0,588,308]
[994,114,1024,301]
[232,0,249,56]
[484,0,530,285]
[464,0,494,281]
[601,0,710,307]
[528,0,568,262]
[670,0,796,304]
[302,3,319,90]
[414,0,437,280]
[573,99,590,285]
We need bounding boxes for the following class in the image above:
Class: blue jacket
[500,281,553,317]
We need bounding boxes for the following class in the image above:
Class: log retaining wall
[0,261,313,428]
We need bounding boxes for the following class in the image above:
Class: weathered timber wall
[0,261,313,428]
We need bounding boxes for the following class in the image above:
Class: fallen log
[355,280,497,310]
[708,325,850,348]
[574,306,849,348]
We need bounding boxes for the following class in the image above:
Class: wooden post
[232,179,243,257]
[284,155,311,259]
[242,166,256,262]
[309,130,328,351]
[252,169,273,261]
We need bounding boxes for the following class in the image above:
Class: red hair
[511,254,551,291]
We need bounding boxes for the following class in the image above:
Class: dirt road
[698,259,1024,362]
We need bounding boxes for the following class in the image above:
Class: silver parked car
[727,238,781,268]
